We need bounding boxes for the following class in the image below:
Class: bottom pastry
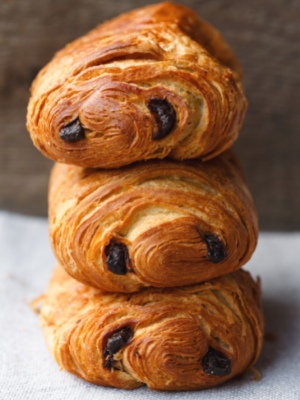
[36,265,264,391]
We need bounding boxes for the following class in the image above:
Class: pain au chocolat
[48,150,258,293]
[37,265,264,391]
[27,2,247,169]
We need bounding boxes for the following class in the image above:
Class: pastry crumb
[31,295,45,314]
[250,367,261,382]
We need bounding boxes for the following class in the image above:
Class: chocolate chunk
[60,117,85,142]
[106,327,133,355]
[204,235,227,263]
[105,239,129,275]
[147,98,176,140]
[103,356,114,370]
[202,347,231,376]
[104,327,134,369]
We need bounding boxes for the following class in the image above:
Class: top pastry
[27,2,247,169]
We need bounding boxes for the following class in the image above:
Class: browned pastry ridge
[38,265,264,391]
[27,2,247,169]
[49,151,258,293]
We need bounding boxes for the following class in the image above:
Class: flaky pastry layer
[38,265,264,391]
[27,2,247,168]
[49,150,258,292]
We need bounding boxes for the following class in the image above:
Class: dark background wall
[0,0,299,230]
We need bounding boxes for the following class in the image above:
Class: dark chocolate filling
[202,346,231,376]
[204,235,227,263]
[104,327,134,369]
[60,117,85,142]
[147,98,176,140]
[105,239,129,275]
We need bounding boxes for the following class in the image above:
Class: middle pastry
[49,150,258,292]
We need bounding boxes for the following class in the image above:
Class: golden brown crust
[39,265,264,391]
[27,2,247,168]
[49,150,258,292]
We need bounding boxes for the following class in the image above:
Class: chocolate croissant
[49,151,258,293]
[27,2,247,169]
[38,265,264,391]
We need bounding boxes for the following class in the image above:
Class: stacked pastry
[27,2,264,391]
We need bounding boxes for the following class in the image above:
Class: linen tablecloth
[0,211,299,399]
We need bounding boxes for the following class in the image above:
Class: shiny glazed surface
[38,265,264,391]
[27,2,247,168]
[48,151,258,292]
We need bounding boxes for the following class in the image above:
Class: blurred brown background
[0,0,299,230]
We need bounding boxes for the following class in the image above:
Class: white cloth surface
[0,211,300,400]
